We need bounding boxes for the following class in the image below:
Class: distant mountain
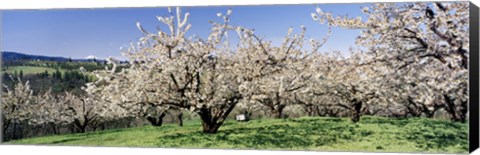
[1,51,105,62]
[85,55,98,60]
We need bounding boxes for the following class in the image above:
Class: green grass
[6,116,468,153]
[2,66,65,75]
[2,65,98,80]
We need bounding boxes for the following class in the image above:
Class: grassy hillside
[6,116,468,153]
[2,65,99,81]
[2,66,65,75]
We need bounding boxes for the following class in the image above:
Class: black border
[469,1,479,153]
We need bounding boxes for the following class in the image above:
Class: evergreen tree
[19,70,23,79]
[44,70,49,77]
[64,71,70,80]
[55,69,62,79]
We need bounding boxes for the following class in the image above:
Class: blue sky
[2,3,370,60]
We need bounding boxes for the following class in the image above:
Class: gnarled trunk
[197,98,239,134]
[444,94,467,123]
[74,118,88,133]
[351,101,362,123]
[146,113,167,127]
[201,121,221,134]
[199,111,223,134]
[269,104,287,119]
[198,110,225,134]
[422,104,440,118]
[325,106,341,117]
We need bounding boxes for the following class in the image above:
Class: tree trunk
[17,123,24,139]
[351,102,362,123]
[12,122,17,140]
[198,111,223,134]
[351,111,360,123]
[425,112,435,118]
[201,121,221,134]
[74,119,88,133]
[70,123,76,133]
[2,120,10,141]
[198,99,239,134]
[101,123,106,130]
[273,110,282,119]
[244,109,253,120]
[50,123,58,135]
[458,101,468,123]
[146,113,167,127]
[305,105,316,117]
[444,95,467,123]
[177,113,183,127]
[327,106,341,117]
[271,105,286,119]
[423,105,438,119]
[316,105,326,116]
[79,125,87,133]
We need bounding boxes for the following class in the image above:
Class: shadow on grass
[152,116,467,152]
[404,119,468,151]
[359,116,411,127]
[43,129,127,144]
[155,118,367,149]
[50,137,85,144]
[73,128,125,137]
